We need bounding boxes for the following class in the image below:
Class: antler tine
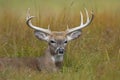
[67,25,69,30]
[26,8,51,34]
[80,11,83,26]
[67,8,94,34]
[85,8,89,23]
[26,8,35,20]
[26,8,30,20]
[48,24,50,30]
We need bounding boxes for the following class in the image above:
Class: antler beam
[26,8,51,34]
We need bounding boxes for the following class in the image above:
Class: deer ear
[67,30,82,41]
[34,30,49,41]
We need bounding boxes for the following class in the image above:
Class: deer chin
[58,53,64,56]
[51,54,64,63]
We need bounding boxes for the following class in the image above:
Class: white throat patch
[51,54,63,62]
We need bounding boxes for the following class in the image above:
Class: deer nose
[58,48,64,54]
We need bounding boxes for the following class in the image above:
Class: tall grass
[0,0,120,80]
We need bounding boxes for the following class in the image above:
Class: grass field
[0,0,120,80]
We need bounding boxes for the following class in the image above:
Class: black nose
[58,48,64,54]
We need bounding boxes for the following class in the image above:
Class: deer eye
[50,40,56,43]
[64,40,67,43]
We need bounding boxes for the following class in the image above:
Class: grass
[0,0,120,80]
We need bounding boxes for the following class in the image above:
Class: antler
[26,8,51,34]
[67,8,94,34]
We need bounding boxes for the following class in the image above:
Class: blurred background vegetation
[0,0,120,80]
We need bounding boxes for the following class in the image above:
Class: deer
[0,8,94,72]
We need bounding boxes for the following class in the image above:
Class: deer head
[26,8,94,58]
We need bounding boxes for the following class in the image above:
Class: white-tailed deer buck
[0,8,94,72]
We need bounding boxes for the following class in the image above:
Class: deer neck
[45,47,63,68]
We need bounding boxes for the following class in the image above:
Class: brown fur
[50,31,67,40]
[0,47,63,72]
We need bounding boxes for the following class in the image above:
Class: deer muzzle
[56,47,65,55]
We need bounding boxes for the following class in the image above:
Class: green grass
[0,0,120,80]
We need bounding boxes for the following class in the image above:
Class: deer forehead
[50,31,67,40]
